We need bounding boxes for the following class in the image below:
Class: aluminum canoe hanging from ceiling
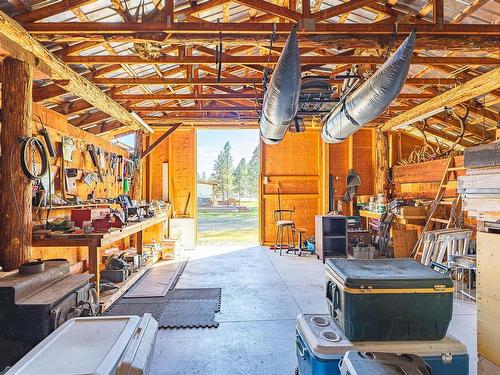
[322,31,416,144]
[259,26,301,145]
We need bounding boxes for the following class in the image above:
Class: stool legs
[297,232,303,256]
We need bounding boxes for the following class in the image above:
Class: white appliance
[6,314,158,375]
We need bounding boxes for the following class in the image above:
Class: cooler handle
[295,334,309,360]
[326,280,334,302]
[332,284,340,311]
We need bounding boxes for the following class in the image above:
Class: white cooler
[6,314,158,375]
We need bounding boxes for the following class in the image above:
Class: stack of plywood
[459,142,500,373]
[459,142,500,229]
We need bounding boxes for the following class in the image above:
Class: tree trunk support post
[0,57,34,271]
[375,129,389,196]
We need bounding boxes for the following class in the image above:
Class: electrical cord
[19,136,49,180]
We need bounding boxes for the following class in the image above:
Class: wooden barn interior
[0,0,498,374]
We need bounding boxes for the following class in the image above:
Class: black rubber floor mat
[159,300,219,329]
[103,301,165,320]
[117,297,167,305]
[167,288,221,301]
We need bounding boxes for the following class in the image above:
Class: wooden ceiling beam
[233,0,303,21]
[69,111,111,128]
[313,0,376,22]
[112,92,434,101]
[433,0,444,25]
[450,0,489,24]
[86,76,460,86]
[144,116,259,124]
[14,0,97,23]
[129,105,259,113]
[381,67,500,131]
[63,54,499,66]
[7,0,27,9]
[29,34,500,52]
[141,123,182,159]
[0,10,151,133]
[24,22,500,36]
[33,64,122,102]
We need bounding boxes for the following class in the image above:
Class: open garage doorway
[196,129,260,245]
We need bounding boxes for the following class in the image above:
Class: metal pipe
[322,31,416,143]
[259,26,301,145]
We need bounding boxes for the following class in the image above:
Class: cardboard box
[400,206,426,216]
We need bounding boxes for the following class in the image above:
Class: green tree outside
[211,141,234,200]
[247,146,260,196]
[233,158,248,199]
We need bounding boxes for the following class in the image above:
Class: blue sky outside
[197,129,259,178]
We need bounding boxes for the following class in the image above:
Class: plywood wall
[141,127,196,219]
[28,103,132,264]
[329,129,375,209]
[260,129,325,244]
[169,129,196,218]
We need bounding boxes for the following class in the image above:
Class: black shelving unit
[315,215,348,262]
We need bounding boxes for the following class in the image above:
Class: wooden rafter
[141,123,182,159]
[313,0,375,22]
[62,54,499,66]
[233,0,302,21]
[450,0,489,24]
[14,0,97,23]
[0,10,151,132]
[24,22,500,36]
[86,76,459,86]
[111,92,435,101]
[381,67,500,132]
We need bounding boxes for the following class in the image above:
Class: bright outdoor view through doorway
[197,130,260,244]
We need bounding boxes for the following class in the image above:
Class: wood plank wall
[260,129,327,245]
[329,128,375,212]
[142,128,196,219]
[27,104,131,264]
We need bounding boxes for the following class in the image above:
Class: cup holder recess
[311,316,330,327]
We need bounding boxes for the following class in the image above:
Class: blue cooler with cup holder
[295,314,469,375]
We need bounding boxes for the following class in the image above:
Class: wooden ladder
[411,157,464,260]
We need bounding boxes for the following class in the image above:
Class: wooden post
[375,130,389,195]
[131,131,143,201]
[0,57,33,270]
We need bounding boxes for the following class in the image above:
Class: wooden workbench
[32,214,168,306]
[359,209,426,226]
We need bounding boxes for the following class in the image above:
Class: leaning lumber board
[0,10,152,133]
[466,167,500,176]
[464,142,500,169]
[463,197,500,213]
[458,174,500,190]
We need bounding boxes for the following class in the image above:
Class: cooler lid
[296,314,466,360]
[325,259,453,289]
[116,314,159,375]
[6,316,140,375]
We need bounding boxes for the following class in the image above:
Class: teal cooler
[295,314,469,375]
[326,258,453,341]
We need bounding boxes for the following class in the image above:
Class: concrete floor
[151,245,477,375]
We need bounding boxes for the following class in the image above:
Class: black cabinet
[315,215,348,262]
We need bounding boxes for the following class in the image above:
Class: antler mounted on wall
[398,105,470,165]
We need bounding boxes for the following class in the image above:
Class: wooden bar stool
[291,227,307,256]
[273,209,295,256]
